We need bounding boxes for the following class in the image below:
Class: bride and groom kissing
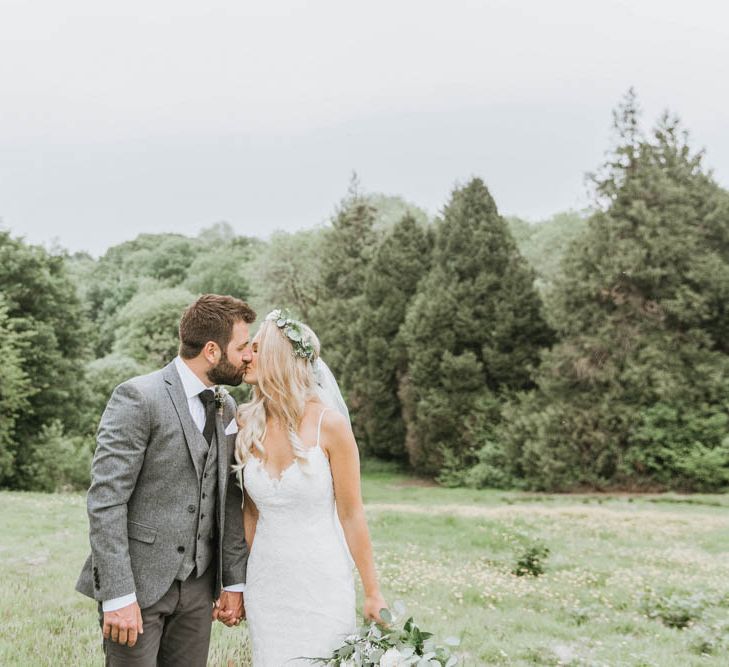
[76,294,387,666]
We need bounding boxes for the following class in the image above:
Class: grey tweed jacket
[76,361,248,609]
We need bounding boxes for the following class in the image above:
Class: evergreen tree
[502,92,729,491]
[401,178,552,474]
[354,214,432,460]
[310,178,378,393]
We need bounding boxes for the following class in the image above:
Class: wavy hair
[233,318,321,473]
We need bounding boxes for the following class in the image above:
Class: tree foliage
[0,298,32,481]
[310,181,378,389]
[401,178,553,474]
[113,286,197,368]
[501,91,729,491]
[251,228,326,321]
[0,232,89,488]
[354,214,433,460]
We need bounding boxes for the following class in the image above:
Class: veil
[313,359,350,422]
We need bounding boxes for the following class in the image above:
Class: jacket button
[187,505,196,513]
[177,546,185,553]
[200,513,205,520]
[202,493,206,499]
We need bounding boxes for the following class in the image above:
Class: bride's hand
[363,592,388,623]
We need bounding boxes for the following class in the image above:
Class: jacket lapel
[163,361,204,480]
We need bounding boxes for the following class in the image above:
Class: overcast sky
[1,0,728,256]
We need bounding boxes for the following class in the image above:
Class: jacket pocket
[127,520,157,544]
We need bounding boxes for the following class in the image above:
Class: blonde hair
[233,318,321,472]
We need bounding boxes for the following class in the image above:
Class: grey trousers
[100,566,214,667]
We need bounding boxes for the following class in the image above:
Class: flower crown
[265,309,316,362]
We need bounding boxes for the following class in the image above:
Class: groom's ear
[202,340,221,365]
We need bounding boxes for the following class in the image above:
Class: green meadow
[1,469,728,666]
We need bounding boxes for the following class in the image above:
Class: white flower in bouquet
[379,648,407,667]
[305,602,459,666]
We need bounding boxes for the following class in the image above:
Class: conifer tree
[310,177,378,392]
[401,178,552,474]
[353,214,432,460]
[502,92,729,491]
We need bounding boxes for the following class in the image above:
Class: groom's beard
[208,351,246,386]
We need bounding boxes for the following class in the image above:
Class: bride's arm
[243,491,258,549]
[325,412,387,622]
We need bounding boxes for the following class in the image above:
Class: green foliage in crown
[266,309,315,361]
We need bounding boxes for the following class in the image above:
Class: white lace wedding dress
[243,409,356,666]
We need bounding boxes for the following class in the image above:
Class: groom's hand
[213,591,244,626]
[103,601,144,647]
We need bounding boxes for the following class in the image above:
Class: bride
[234,310,387,666]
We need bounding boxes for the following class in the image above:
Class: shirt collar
[174,356,213,399]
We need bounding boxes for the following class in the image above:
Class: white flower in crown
[214,386,229,416]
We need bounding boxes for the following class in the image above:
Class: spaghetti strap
[315,408,329,448]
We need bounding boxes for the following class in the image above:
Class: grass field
[1,468,728,666]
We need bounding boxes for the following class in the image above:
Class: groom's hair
[178,294,256,359]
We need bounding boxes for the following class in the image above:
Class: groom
[76,294,255,666]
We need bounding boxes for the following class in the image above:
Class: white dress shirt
[103,357,244,612]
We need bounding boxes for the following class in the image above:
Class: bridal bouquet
[307,604,459,666]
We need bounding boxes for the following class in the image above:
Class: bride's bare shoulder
[319,409,353,441]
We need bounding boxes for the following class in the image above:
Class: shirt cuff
[102,593,137,612]
[223,583,246,593]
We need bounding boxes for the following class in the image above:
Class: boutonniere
[214,387,229,416]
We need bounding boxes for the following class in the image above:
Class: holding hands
[213,590,245,626]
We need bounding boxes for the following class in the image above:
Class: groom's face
[207,320,252,386]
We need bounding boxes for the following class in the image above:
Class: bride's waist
[255,515,345,539]
[256,514,338,531]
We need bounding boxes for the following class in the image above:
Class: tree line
[2,91,728,492]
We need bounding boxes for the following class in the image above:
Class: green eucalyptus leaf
[379,608,393,624]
